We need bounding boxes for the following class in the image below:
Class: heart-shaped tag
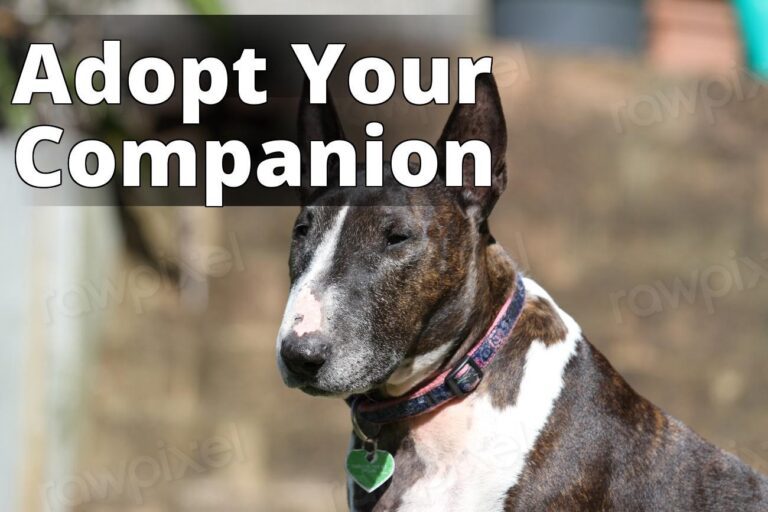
[346,449,395,493]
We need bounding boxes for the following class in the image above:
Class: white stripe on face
[277,206,350,347]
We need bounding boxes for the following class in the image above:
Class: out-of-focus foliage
[183,0,226,15]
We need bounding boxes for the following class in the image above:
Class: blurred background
[2,0,768,511]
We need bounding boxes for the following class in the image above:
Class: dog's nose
[280,336,329,379]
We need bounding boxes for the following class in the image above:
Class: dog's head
[276,74,508,396]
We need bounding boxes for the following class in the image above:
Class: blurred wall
[0,135,30,512]
[0,132,121,511]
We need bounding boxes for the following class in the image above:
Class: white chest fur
[349,278,582,512]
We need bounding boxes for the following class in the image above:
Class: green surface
[346,449,396,493]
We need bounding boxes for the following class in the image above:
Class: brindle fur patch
[504,340,768,511]
[516,297,568,346]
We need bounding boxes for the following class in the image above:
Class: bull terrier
[276,74,768,511]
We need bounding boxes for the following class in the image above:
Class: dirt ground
[73,46,768,512]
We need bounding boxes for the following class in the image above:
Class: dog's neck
[381,237,518,397]
[350,244,581,511]
[443,240,518,370]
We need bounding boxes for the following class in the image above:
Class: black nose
[280,336,329,379]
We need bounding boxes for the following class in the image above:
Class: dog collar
[348,273,526,425]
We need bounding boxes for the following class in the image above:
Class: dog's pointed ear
[437,73,507,219]
[297,78,345,201]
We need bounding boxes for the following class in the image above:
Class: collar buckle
[445,355,484,398]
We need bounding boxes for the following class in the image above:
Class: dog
[276,74,768,511]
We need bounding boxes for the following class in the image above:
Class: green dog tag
[346,449,395,493]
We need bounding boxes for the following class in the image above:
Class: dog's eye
[293,224,309,239]
[386,233,410,247]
